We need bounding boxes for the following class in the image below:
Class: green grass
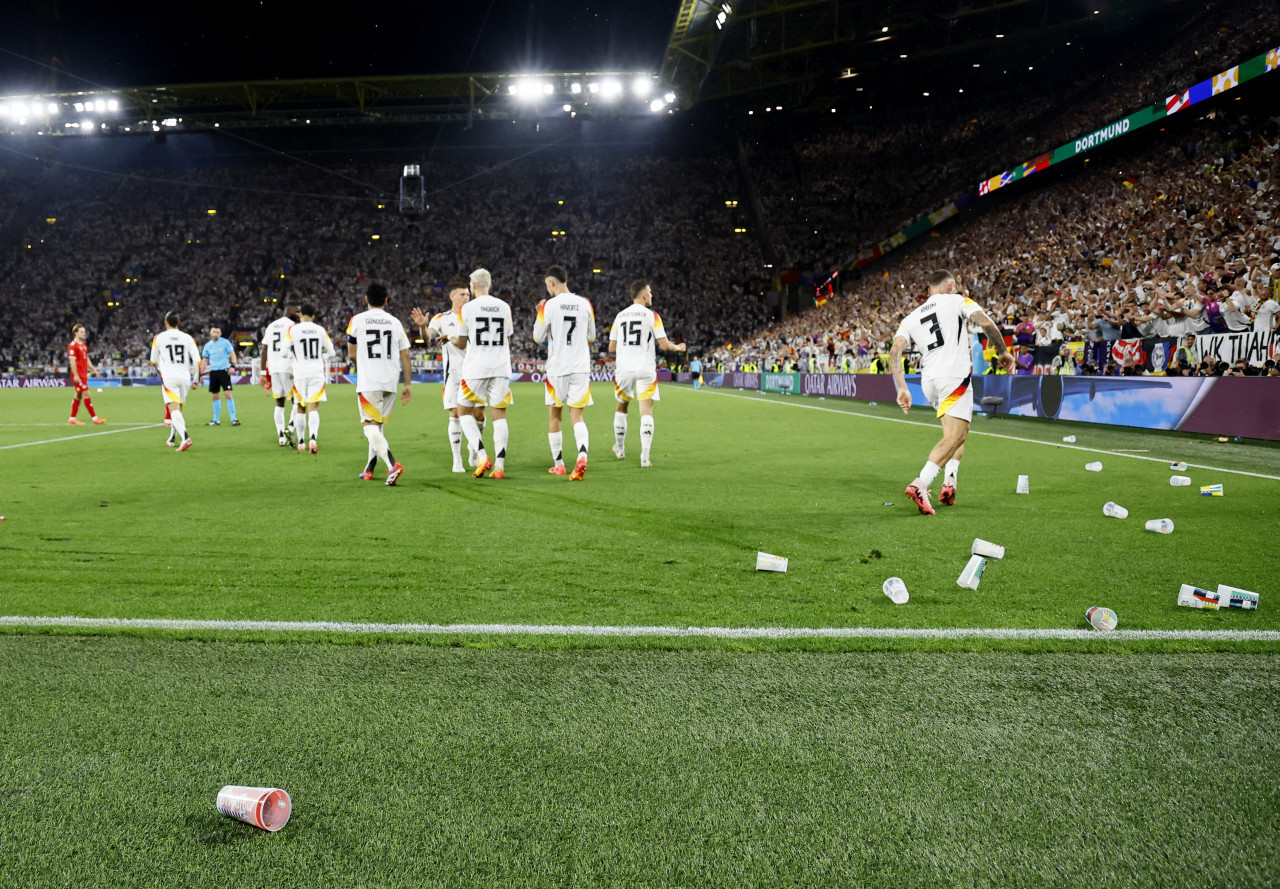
[0,384,1276,647]
[1,636,1277,888]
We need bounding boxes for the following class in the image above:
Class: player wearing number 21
[889,270,1014,515]
[454,268,514,480]
[609,279,686,467]
[535,265,595,480]
[346,284,412,486]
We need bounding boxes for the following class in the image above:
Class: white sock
[293,408,306,445]
[918,460,942,488]
[460,414,485,456]
[640,415,654,458]
[448,417,463,464]
[572,421,589,461]
[493,419,509,469]
[548,430,564,466]
[944,459,961,483]
[308,411,320,441]
[363,424,390,468]
[273,405,285,436]
[170,406,187,441]
[613,413,627,449]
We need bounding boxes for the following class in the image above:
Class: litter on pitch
[1062,435,1076,443]
[1016,474,1030,494]
[1086,606,1118,631]
[1200,484,1224,496]
[1177,584,1258,611]
[956,554,987,590]
[1103,501,1128,519]
[882,576,909,605]
[1170,461,1188,471]
[1170,475,1191,486]
[217,786,292,832]
[1085,461,1103,472]
[971,538,1004,559]
[1145,518,1174,534]
[756,552,788,572]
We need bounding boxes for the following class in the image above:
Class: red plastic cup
[216,785,292,832]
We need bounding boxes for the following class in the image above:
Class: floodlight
[73,102,84,112]
[602,80,622,100]
[543,82,554,95]
[12,102,27,117]
[107,99,118,111]
[633,76,652,97]
[81,119,94,132]
[508,84,518,95]
[562,104,571,112]
[570,82,582,94]
[664,92,675,103]
[649,98,664,112]
[587,82,600,94]
[47,102,58,114]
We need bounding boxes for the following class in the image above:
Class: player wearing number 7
[346,284,413,486]
[889,270,1014,515]
[535,265,595,480]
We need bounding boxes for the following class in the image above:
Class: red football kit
[68,340,90,393]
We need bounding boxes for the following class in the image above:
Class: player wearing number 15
[346,284,412,486]
[534,265,595,480]
[609,279,686,468]
[286,304,335,455]
[149,311,201,452]
[890,270,1014,515]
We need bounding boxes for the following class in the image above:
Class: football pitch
[2,382,1278,887]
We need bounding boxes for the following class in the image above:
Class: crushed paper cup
[755,552,788,572]
[217,786,292,832]
[1170,461,1188,471]
[1200,484,1223,496]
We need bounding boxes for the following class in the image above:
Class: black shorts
[208,369,234,393]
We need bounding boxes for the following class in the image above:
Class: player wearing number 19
[609,279,686,467]
[286,304,335,455]
[149,311,201,452]
[889,270,1014,515]
[535,265,595,481]
[346,284,412,486]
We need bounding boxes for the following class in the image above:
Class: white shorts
[357,390,397,424]
[922,375,973,421]
[442,373,462,410]
[161,376,192,406]
[460,376,513,408]
[545,373,592,408]
[614,371,659,403]
[268,368,293,399]
[294,374,327,404]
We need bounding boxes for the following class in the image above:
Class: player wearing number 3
[346,284,412,486]
[890,270,1014,515]
[535,265,595,480]
[454,268,514,479]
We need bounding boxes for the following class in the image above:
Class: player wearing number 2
[260,301,301,448]
[608,279,686,467]
[454,268,513,479]
[149,311,201,452]
[346,284,412,486]
[286,304,335,454]
[890,270,1014,515]
[534,265,595,480]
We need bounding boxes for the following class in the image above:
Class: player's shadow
[186,811,263,846]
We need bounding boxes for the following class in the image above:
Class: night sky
[1,1,676,92]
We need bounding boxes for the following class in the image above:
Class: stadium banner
[720,372,761,390]
[1195,330,1280,367]
[0,376,70,388]
[760,373,801,395]
[507,370,671,384]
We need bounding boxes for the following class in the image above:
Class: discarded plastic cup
[1145,518,1174,534]
[217,786,292,832]
[956,554,988,590]
[1086,606,1118,631]
[1016,474,1030,494]
[1103,501,1128,519]
[1062,435,1076,443]
[971,538,1005,559]
[1170,475,1191,486]
[882,576,909,605]
[1085,461,1103,472]
[1170,461,1188,471]
[756,552,788,572]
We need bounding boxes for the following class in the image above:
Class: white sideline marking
[0,424,162,450]
[700,389,1280,481]
[1,615,1277,642]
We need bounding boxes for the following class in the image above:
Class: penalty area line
[0,424,164,451]
[1,615,1278,642]
[699,389,1280,481]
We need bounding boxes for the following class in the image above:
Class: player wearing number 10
[890,270,1014,515]
[286,304,335,455]
[346,284,412,486]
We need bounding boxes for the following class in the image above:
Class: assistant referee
[201,326,240,426]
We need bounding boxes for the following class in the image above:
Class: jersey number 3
[920,312,945,351]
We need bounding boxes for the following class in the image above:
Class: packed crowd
[722,104,1280,377]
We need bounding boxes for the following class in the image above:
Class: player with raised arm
[346,283,412,486]
[608,279,686,467]
[66,323,105,425]
[453,268,513,479]
[149,312,201,452]
[890,270,1014,514]
[260,302,301,447]
[286,304,335,454]
[410,278,473,473]
[534,265,595,480]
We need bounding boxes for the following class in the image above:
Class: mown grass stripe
[2,615,1277,641]
[0,423,162,450]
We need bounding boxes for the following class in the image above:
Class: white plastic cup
[217,786,292,832]
[1145,518,1174,534]
[1170,475,1191,486]
[1062,435,1076,443]
[1086,606,1118,631]
[1177,584,1219,609]
[956,554,988,590]
[1103,501,1128,519]
[882,576,909,604]
[971,538,1005,559]
[1016,474,1030,494]
[1085,461,1103,472]
[1170,461,1188,471]
[756,552,788,572]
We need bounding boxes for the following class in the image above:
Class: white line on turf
[1,615,1277,641]
[0,424,163,450]
[701,389,1280,481]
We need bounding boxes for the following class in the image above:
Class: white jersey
[261,315,296,374]
[895,292,984,379]
[346,308,410,394]
[1254,298,1279,333]
[287,320,335,378]
[149,329,200,380]
[458,294,513,379]
[427,310,467,379]
[534,293,595,376]
[610,304,667,374]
